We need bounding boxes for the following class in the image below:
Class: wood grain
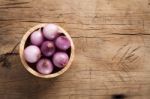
[0,0,150,99]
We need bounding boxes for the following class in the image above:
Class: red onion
[55,36,71,50]
[36,58,53,74]
[30,29,44,46]
[41,41,55,57]
[43,24,59,40]
[53,52,69,68]
[24,45,41,63]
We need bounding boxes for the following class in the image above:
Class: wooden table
[0,0,150,99]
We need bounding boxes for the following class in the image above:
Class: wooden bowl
[19,24,75,78]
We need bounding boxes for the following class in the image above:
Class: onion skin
[24,45,41,63]
[36,58,53,74]
[41,41,55,57]
[55,36,71,50]
[53,52,69,68]
[30,29,44,46]
[43,24,59,40]
[23,24,73,75]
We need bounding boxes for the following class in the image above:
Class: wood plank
[0,0,150,99]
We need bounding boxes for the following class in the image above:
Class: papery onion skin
[36,58,53,74]
[55,36,71,50]
[43,24,59,40]
[24,45,41,63]
[41,41,55,57]
[53,52,69,68]
[30,29,44,46]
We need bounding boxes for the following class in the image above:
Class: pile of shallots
[24,24,71,75]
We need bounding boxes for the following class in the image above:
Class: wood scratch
[125,46,140,60]
[125,53,135,59]
[121,62,129,72]
[128,56,139,63]
[112,43,128,60]
[128,46,140,55]
[117,47,131,65]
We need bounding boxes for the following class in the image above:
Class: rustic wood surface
[0,0,150,99]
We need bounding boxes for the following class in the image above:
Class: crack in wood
[0,1,30,6]
[111,33,150,35]
[72,36,103,38]
[0,42,19,68]
[0,6,31,9]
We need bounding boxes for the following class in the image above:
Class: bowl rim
[19,24,75,78]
